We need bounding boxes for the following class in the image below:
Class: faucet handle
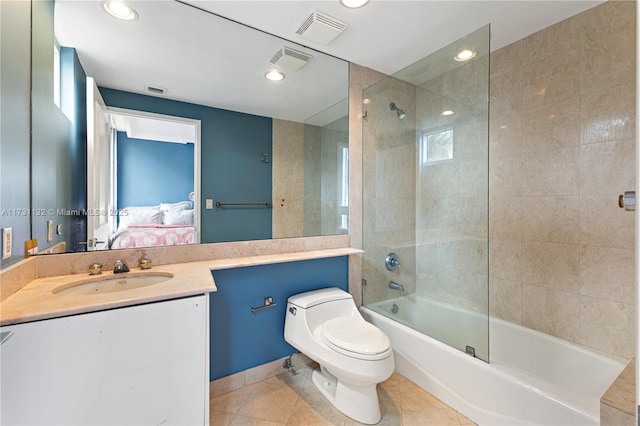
[88,263,103,275]
[139,258,152,270]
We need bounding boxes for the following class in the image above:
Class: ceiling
[55,0,604,124]
[187,0,605,75]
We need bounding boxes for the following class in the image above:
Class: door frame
[106,107,202,244]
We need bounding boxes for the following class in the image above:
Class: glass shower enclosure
[361,26,490,361]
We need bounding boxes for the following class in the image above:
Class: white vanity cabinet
[0,295,209,425]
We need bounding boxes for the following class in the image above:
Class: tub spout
[388,281,404,292]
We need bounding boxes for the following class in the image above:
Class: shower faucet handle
[385,253,400,271]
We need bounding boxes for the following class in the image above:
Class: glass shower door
[362,25,490,361]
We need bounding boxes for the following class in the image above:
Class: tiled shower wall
[272,117,349,239]
[272,119,305,238]
[489,0,636,359]
[361,76,418,303]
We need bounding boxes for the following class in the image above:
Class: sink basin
[52,273,174,296]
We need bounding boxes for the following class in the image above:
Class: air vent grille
[270,47,313,71]
[295,11,348,45]
[145,85,166,95]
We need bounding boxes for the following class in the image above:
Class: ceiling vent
[296,11,348,45]
[270,47,313,71]
[145,85,166,95]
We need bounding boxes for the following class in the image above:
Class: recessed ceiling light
[340,0,370,8]
[454,49,476,62]
[363,98,371,105]
[265,70,285,81]
[102,1,138,21]
[441,110,455,116]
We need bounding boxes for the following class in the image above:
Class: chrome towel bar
[215,201,272,208]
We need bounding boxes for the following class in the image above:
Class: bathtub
[361,295,627,425]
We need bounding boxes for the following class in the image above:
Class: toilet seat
[320,316,391,361]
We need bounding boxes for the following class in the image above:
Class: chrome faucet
[113,259,130,274]
[388,281,404,292]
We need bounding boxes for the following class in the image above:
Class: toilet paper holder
[251,296,277,313]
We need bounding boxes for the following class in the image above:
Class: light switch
[206,199,214,209]
[2,228,12,260]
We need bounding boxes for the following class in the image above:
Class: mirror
[30,0,349,254]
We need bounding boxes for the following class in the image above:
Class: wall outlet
[2,228,12,260]
[47,220,53,242]
[206,199,213,209]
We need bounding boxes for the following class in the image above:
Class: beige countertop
[0,248,361,326]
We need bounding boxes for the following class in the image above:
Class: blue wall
[99,88,273,243]
[210,256,349,380]
[116,132,194,208]
[0,0,31,268]
[60,47,87,252]
[30,0,76,256]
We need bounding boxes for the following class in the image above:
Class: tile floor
[210,364,476,426]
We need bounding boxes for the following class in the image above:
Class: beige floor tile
[402,407,460,426]
[212,369,477,426]
[229,414,287,426]
[210,410,234,426]
[243,377,300,424]
[210,385,254,414]
[287,396,347,426]
[342,398,402,426]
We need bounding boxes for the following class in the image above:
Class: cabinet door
[1,295,208,425]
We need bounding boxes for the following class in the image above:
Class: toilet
[284,287,394,425]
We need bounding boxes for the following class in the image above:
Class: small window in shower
[420,127,453,164]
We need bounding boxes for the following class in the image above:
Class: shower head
[389,102,406,120]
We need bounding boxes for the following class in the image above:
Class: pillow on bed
[163,209,194,226]
[118,206,163,230]
[160,201,192,212]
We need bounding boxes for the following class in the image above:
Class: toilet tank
[287,288,359,332]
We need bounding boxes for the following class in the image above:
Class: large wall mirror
[30,0,349,254]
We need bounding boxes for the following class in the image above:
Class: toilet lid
[321,316,391,359]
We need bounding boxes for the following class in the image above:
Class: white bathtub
[361,295,627,425]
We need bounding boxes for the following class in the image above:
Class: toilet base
[311,366,382,425]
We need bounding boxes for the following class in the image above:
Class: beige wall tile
[489,110,523,159]
[489,154,522,198]
[579,296,635,359]
[579,30,635,96]
[489,197,522,240]
[521,63,580,107]
[579,0,636,47]
[579,138,635,195]
[580,245,635,304]
[521,241,580,292]
[580,194,635,249]
[490,277,523,324]
[521,196,580,244]
[521,97,579,152]
[522,147,579,197]
[521,285,581,342]
[489,237,522,282]
[580,85,635,145]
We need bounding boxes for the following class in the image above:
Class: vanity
[0,261,215,425]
